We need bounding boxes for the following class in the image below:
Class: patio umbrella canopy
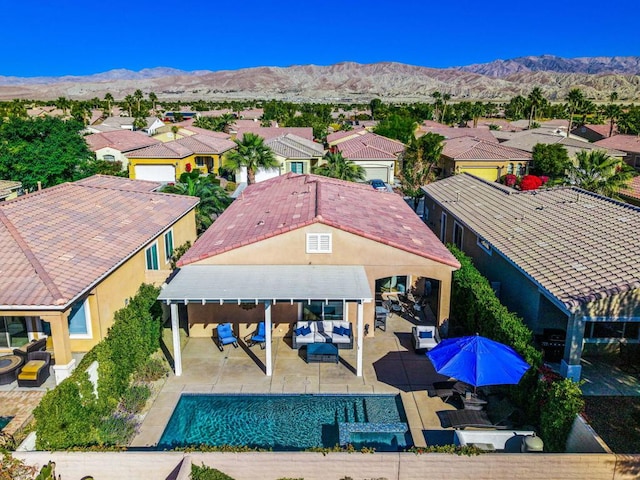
[427,335,530,387]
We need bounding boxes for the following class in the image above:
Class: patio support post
[356,301,364,377]
[170,303,182,376]
[437,276,452,327]
[264,301,273,376]
[561,313,584,382]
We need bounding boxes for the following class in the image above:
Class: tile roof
[620,176,640,201]
[442,137,531,160]
[0,180,21,200]
[423,174,640,311]
[572,124,613,138]
[335,132,405,160]
[326,127,367,144]
[74,175,162,192]
[595,134,640,154]
[419,127,499,144]
[265,134,325,158]
[502,130,625,157]
[85,130,161,153]
[126,134,235,158]
[235,126,314,142]
[179,173,459,269]
[179,126,231,139]
[0,176,198,308]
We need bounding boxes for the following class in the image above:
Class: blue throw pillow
[294,327,304,336]
[301,325,312,336]
[333,326,342,335]
[341,326,350,336]
[419,330,433,339]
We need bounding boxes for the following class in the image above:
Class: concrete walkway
[132,312,456,448]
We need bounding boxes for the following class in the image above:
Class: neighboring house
[500,129,625,161]
[620,176,640,207]
[158,172,460,378]
[85,130,161,169]
[595,134,640,170]
[440,136,532,181]
[329,131,405,183]
[0,180,22,201]
[326,127,367,144]
[153,125,231,143]
[232,126,315,142]
[416,126,499,143]
[126,134,236,182]
[571,124,615,142]
[98,116,165,135]
[422,173,640,381]
[0,175,198,384]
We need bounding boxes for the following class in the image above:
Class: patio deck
[132,312,456,448]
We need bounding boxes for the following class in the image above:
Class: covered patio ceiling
[158,264,373,304]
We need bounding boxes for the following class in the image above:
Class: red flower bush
[520,175,543,191]
[504,174,517,187]
[185,163,192,173]
[539,175,550,185]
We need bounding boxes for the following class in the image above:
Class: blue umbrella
[427,335,530,390]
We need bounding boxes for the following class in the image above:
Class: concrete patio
[132,312,457,448]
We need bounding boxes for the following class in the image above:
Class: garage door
[363,166,391,183]
[134,165,176,182]
[462,168,500,182]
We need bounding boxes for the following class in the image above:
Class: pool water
[0,416,13,430]
[158,394,410,451]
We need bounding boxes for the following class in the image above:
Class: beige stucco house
[159,173,460,378]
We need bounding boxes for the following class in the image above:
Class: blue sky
[3,0,638,77]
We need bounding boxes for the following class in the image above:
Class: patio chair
[412,325,440,352]
[214,323,238,351]
[244,322,267,349]
[439,409,510,430]
[431,380,473,402]
[17,351,51,388]
[12,338,47,363]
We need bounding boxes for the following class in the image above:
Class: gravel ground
[583,396,640,453]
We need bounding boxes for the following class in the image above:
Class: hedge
[34,284,162,450]
[448,245,583,452]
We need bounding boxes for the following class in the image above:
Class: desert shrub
[136,356,168,382]
[97,413,138,446]
[119,384,151,414]
[191,464,235,480]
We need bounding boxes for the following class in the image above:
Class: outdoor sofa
[292,320,353,349]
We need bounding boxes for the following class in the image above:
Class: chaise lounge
[17,351,51,388]
[292,320,353,349]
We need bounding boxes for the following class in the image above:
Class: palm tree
[160,172,231,234]
[566,150,636,199]
[104,93,114,117]
[225,132,278,185]
[133,89,144,116]
[441,93,452,124]
[602,103,621,138]
[527,87,544,130]
[399,132,444,210]
[431,91,442,122]
[56,97,70,116]
[217,113,236,133]
[148,92,158,113]
[123,95,135,117]
[313,151,366,182]
[566,88,585,138]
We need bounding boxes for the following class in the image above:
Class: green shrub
[34,284,162,449]
[191,464,235,480]
[136,356,169,382]
[225,181,237,192]
[97,413,138,446]
[119,384,151,414]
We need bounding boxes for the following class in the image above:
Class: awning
[158,265,373,304]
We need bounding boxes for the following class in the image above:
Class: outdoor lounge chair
[412,325,440,352]
[12,338,47,362]
[431,380,473,403]
[17,351,51,387]
[438,409,509,430]
[244,322,267,349]
[215,323,238,351]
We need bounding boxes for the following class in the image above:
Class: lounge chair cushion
[18,360,46,381]
[333,326,347,336]
[419,330,433,339]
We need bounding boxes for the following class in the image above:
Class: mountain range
[1,55,638,102]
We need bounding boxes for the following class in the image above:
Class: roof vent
[256,220,265,226]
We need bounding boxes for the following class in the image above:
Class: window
[290,162,304,174]
[0,317,29,348]
[303,300,344,321]
[195,156,206,167]
[453,221,464,249]
[68,299,92,338]
[440,213,447,242]
[477,236,492,255]
[103,154,115,161]
[306,233,332,253]
[145,242,159,270]
[635,155,640,169]
[507,163,514,174]
[585,321,639,341]
[164,230,174,264]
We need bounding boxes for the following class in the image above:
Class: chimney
[37,181,42,191]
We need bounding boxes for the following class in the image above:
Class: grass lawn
[583,396,640,453]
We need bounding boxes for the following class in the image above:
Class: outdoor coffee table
[306,343,339,364]
[0,355,24,385]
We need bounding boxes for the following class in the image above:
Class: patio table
[306,343,339,364]
[0,355,24,385]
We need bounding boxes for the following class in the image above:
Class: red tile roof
[418,126,499,143]
[85,130,161,153]
[74,174,162,192]
[326,127,367,144]
[235,126,314,141]
[126,134,235,158]
[621,176,640,201]
[0,176,198,308]
[595,134,640,154]
[442,137,532,160]
[574,124,613,138]
[335,132,405,160]
[179,173,459,269]
[180,126,231,139]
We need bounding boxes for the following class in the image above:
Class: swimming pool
[158,394,410,451]
[0,416,13,430]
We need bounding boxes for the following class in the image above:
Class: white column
[356,301,364,377]
[264,301,273,376]
[170,303,182,376]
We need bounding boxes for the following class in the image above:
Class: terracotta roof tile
[595,134,640,154]
[85,130,161,153]
[179,173,459,269]
[334,132,405,160]
[621,176,640,201]
[235,126,314,141]
[423,174,640,311]
[442,137,531,160]
[418,126,499,143]
[0,176,198,308]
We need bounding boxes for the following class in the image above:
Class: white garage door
[363,166,391,183]
[134,165,176,182]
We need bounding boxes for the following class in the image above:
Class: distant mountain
[459,55,640,77]
[0,57,638,102]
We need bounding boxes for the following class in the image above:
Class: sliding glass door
[0,317,29,349]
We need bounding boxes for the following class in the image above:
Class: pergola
[157,264,373,377]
